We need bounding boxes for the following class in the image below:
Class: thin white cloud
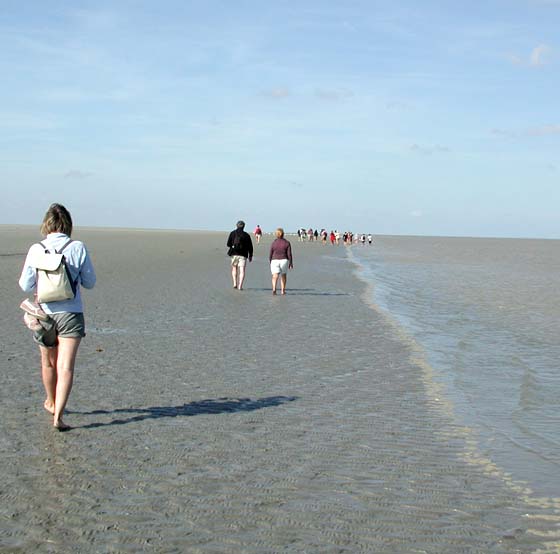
[44,87,133,103]
[64,170,93,179]
[261,88,291,99]
[17,35,106,68]
[491,124,560,138]
[409,144,450,155]
[507,54,524,66]
[315,88,354,101]
[410,210,423,218]
[509,44,553,67]
[341,21,358,32]
[386,100,411,110]
[69,8,121,30]
[491,128,517,138]
[527,124,560,136]
[0,112,59,130]
[530,44,552,66]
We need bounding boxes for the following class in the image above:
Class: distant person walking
[18,203,96,431]
[269,228,293,295]
[227,220,253,290]
[254,224,262,244]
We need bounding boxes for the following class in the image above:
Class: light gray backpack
[32,239,76,303]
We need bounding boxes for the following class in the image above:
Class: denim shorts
[33,312,86,348]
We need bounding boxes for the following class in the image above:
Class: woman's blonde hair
[40,203,73,237]
[275,228,284,238]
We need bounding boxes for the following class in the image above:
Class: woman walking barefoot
[19,204,96,431]
[269,228,293,295]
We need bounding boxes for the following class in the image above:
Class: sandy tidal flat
[1,226,559,553]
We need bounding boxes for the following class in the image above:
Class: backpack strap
[55,239,74,255]
[58,240,77,295]
[38,239,73,253]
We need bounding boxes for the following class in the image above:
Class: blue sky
[1,0,559,237]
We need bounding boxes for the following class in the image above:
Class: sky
[1,0,559,238]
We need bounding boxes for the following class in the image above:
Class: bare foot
[281,291,286,295]
[53,420,71,432]
[44,400,55,415]
[272,290,277,295]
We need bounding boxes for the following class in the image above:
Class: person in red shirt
[254,225,262,244]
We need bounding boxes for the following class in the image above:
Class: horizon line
[1,223,557,241]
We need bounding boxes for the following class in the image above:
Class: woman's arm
[78,245,96,289]
[18,245,39,293]
[19,265,36,293]
[287,242,293,268]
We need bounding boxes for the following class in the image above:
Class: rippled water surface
[352,236,560,497]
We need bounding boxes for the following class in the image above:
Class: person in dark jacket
[226,220,253,290]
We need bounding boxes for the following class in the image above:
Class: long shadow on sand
[72,396,298,429]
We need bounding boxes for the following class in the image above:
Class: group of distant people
[298,228,320,242]
[342,232,373,245]
[227,221,293,295]
[296,228,373,246]
[226,221,374,293]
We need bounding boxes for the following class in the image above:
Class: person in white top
[19,203,96,431]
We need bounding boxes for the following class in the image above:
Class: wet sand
[1,226,559,553]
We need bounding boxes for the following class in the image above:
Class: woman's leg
[40,345,58,414]
[53,337,81,430]
[231,264,238,288]
[272,273,279,294]
[280,273,287,294]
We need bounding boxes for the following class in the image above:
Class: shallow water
[351,236,560,498]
